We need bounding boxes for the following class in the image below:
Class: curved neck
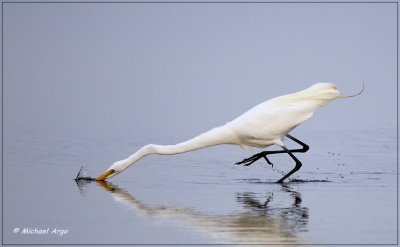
[122,126,236,170]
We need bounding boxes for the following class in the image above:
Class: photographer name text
[14,227,68,236]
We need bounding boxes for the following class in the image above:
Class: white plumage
[96,83,361,182]
[227,82,340,147]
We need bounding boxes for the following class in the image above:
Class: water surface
[3,125,397,245]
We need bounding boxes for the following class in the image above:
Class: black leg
[235,134,309,167]
[286,134,310,152]
[276,145,302,183]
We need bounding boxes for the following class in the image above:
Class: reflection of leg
[276,146,302,183]
[281,184,302,206]
[236,192,273,210]
[235,134,309,167]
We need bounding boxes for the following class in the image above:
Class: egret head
[96,160,127,181]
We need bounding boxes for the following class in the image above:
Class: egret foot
[263,156,274,168]
[235,134,309,182]
[235,152,273,167]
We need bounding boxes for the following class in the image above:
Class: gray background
[4,3,396,134]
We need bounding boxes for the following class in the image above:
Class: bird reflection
[79,180,309,245]
[236,187,309,236]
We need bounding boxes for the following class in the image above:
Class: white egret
[96,83,363,182]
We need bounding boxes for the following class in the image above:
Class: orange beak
[95,169,114,181]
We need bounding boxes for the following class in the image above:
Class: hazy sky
[3,3,397,136]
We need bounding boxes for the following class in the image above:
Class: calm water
[3,124,397,245]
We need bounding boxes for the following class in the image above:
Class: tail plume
[338,83,364,98]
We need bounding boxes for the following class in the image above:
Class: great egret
[96,83,363,182]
